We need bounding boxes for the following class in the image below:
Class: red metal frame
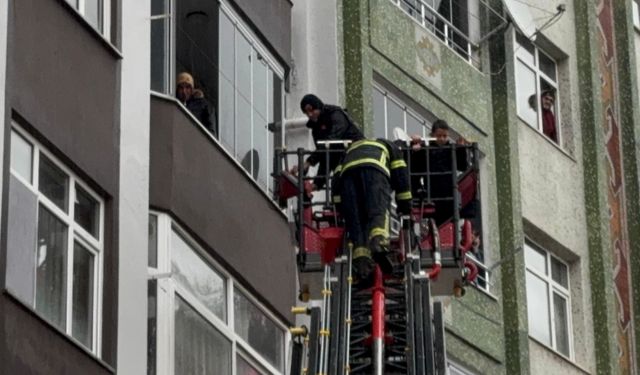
[371,266,386,342]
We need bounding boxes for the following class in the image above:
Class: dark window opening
[175,0,220,136]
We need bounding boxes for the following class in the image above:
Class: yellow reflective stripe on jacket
[340,157,390,176]
[396,191,412,200]
[369,227,388,239]
[390,159,407,169]
[347,140,390,158]
[353,247,371,259]
[333,195,342,203]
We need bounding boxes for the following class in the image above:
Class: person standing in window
[528,89,557,142]
[291,94,365,190]
[540,90,557,142]
[176,72,216,136]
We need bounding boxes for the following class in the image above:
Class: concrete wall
[517,0,587,256]
[508,0,597,372]
[1,295,113,375]
[149,96,296,323]
[529,340,590,375]
[288,0,341,115]
[1,0,121,371]
[116,0,150,372]
[636,32,640,85]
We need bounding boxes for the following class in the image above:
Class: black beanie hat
[300,94,324,112]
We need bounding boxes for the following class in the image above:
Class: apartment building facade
[0,0,296,374]
[321,0,640,374]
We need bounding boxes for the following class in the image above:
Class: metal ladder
[291,220,449,375]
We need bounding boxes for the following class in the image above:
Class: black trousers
[340,168,391,250]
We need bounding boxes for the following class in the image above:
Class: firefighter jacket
[305,105,365,188]
[332,139,412,214]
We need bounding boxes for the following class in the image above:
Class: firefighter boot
[370,235,398,275]
[352,247,375,288]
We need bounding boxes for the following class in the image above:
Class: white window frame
[9,124,105,355]
[218,1,285,193]
[150,0,173,94]
[633,0,640,30]
[372,83,431,139]
[524,240,573,359]
[149,212,290,375]
[66,0,111,39]
[513,32,562,145]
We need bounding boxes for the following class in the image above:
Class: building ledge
[57,0,122,59]
[2,289,115,374]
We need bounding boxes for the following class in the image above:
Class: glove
[396,200,411,216]
[303,181,314,198]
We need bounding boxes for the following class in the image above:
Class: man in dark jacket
[176,72,216,136]
[332,139,412,286]
[292,94,365,190]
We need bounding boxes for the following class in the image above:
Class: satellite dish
[503,0,537,40]
[393,127,411,143]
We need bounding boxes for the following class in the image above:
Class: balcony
[149,94,296,319]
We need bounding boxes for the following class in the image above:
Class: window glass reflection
[39,155,70,213]
[171,230,227,321]
[75,184,100,238]
[515,61,538,128]
[386,99,404,132]
[538,51,557,81]
[85,0,103,32]
[234,289,284,371]
[553,292,570,356]
[72,242,95,348]
[525,272,550,345]
[237,354,267,375]
[150,0,169,93]
[525,245,547,274]
[36,205,69,330]
[10,130,33,183]
[174,296,232,374]
[551,257,568,288]
[373,89,386,138]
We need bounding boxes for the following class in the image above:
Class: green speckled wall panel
[489,20,530,374]
[574,0,621,373]
[447,296,504,361]
[336,0,640,373]
[368,0,492,134]
[612,1,640,368]
[342,0,373,130]
[446,330,505,375]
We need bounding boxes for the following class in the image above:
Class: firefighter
[332,139,412,286]
[291,94,365,189]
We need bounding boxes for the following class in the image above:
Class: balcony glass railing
[150,0,285,195]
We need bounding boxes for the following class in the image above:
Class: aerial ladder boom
[276,141,481,375]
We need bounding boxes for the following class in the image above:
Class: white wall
[288,0,341,119]
[0,0,9,267]
[286,0,343,161]
[516,1,594,373]
[117,0,151,373]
